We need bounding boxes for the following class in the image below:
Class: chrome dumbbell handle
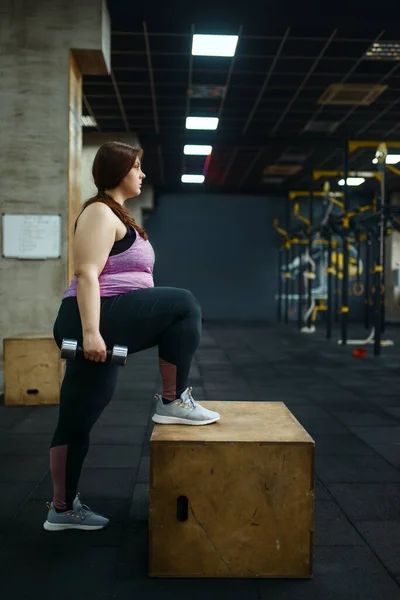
[60,338,127,366]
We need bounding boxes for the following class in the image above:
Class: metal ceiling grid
[82,23,400,193]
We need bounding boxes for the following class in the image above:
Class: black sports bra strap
[74,209,85,232]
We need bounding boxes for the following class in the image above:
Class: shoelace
[181,387,196,408]
[72,504,92,519]
[47,492,93,519]
[70,493,93,518]
[154,386,197,408]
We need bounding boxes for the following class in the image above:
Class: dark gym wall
[146,193,286,321]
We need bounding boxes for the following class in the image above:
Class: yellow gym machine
[275,141,400,355]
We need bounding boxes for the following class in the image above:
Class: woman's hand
[82,331,107,362]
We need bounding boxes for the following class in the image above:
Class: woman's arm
[73,203,116,338]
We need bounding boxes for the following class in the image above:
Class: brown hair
[80,141,148,240]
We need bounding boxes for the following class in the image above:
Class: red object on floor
[352,348,367,358]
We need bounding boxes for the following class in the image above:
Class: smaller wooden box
[4,335,64,406]
[149,402,315,579]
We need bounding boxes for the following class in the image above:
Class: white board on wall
[2,214,61,259]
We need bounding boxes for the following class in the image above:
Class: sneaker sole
[43,521,108,531]
[152,414,220,425]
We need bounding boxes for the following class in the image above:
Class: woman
[43,141,220,532]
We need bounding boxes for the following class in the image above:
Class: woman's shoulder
[78,202,121,225]
[82,201,116,217]
[75,201,121,234]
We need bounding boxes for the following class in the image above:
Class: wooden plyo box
[4,335,64,406]
[149,402,315,579]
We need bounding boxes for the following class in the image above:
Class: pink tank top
[63,225,155,298]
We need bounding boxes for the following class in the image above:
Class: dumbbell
[61,338,128,366]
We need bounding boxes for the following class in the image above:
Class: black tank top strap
[74,209,85,232]
[74,206,137,254]
[109,224,136,256]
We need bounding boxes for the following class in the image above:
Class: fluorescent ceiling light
[372,155,400,164]
[186,117,219,130]
[338,178,366,187]
[386,155,400,164]
[365,42,400,60]
[184,145,212,156]
[181,174,205,184]
[81,115,97,127]
[192,34,238,57]
[303,120,338,133]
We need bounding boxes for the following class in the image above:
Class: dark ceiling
[82,1,400,195]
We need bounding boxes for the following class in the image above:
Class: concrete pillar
[0,0,111,362]
[385,192,400,321]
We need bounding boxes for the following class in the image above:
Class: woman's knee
[177,288,202,318]
[52,406,105,444]
[51,424,88,448]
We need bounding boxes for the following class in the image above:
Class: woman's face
[122,158,146,197]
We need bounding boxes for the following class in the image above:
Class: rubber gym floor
[0,322,399,599]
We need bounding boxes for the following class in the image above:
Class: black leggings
[50,286,202,510]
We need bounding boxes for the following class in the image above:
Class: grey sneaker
[43,493,109,531]
[152,387,220,425]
